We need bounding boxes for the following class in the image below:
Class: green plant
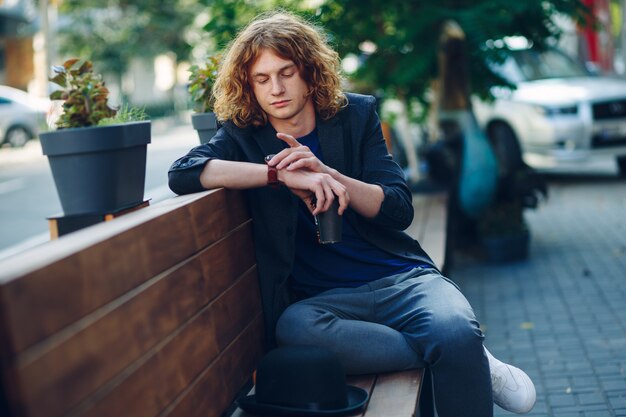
[188,54,221,113]
[49,58,117,129]
[98,103,148,126]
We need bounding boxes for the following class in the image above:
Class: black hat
[237,345,369,416]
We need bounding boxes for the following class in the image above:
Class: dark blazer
[168,93,436,347]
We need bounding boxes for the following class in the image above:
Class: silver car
[0,85,50,147]
[473,45,626,176]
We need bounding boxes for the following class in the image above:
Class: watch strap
[267,165,280,187]
[266,160,280,188]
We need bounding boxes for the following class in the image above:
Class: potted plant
[188,54,220,144]
[40,58,151,216]
[477,166,547,262]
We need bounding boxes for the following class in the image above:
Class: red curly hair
[213,11,347,128]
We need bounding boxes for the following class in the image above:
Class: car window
[510,49,588,81]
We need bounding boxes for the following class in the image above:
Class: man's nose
[270,78,285,95]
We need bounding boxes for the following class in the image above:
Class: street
[0,118,198,258]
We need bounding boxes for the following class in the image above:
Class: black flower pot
[481,228,530,263]
[191,112,218,144]
[40,121,151,216]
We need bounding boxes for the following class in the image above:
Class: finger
[276,132,301,148]
[276,150,313,170]
[335,188,350,215]
[282,155,316,171]
[269,146,312,167]
[268,147,300,166]
[321,183,335,213]
[312,188,326,216]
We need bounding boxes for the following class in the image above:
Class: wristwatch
[265,155,280,188]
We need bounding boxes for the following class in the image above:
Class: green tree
[199,0,307,50]
[57,0,201,87]
[315,0,590,113]
[196,0,591,116]
[56,0,592,116]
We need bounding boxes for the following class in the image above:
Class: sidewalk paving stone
[449,173,626,416]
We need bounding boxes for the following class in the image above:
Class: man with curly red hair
[169,11,535,416]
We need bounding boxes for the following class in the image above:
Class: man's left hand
[268,133,332,175]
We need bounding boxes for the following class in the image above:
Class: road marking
[0,231,49,261]
[0,178,25,195]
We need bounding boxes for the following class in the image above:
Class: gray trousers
[276,267,493,417]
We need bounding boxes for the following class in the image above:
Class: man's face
[249,48,314,128]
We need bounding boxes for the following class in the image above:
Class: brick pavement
[449,173,626,417]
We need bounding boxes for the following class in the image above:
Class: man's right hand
[278,168,349,216]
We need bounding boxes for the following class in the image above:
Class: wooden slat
[0,189,249,356]
[362,369,424,417]
[407,192,448,271]
[188,188,251,250]
[68,267,261,417]
[10,222,255,417]
[164,314,264,417]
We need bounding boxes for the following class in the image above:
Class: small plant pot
[481,228,530,263]
[191,112,218,144]
[40,121,151,216]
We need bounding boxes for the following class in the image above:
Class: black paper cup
[314,199,342,244]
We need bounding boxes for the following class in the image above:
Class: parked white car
[0,85,50,147]
[473,43,626,175]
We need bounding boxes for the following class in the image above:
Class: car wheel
[617,156,626,177]
[5,126,31,148]
[488,122,524,177]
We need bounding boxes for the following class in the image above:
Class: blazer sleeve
[357,97,414,230]
[168,126,244,195]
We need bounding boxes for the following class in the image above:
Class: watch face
[265,154,275,164]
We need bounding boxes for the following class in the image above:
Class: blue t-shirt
[291,129,426,297]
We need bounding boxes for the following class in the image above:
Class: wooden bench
[0,188,447,417]
[408,191,449,274]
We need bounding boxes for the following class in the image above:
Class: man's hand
[268,132,348,215]
[268,133,332,175]
[278,169,349,215]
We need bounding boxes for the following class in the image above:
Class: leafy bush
[49,59,117,129]
[188,54,221,113]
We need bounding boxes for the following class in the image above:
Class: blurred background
[2,4,626,417]
[0,0,624,253]
[2,1,624,142]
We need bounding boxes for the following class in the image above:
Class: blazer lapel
[317,114,346,173]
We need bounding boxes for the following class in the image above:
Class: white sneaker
[485,348,536,414]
